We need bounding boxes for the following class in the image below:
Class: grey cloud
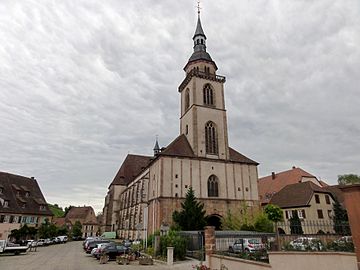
[0,0,359,212]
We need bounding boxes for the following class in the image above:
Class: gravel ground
[0,241,200,270]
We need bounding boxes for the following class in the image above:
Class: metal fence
[212,221,353,263]
[277,219,351,235]
[214,230,275,251]
[178,231,205,261]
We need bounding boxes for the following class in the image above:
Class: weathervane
[197,0,201,16]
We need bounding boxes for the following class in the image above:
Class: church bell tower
[179,11,230,160]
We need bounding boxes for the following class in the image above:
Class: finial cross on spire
[197,0,201,16]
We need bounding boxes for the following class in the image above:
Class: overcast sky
[0,0,359,213]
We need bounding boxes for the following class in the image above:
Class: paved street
[0,241,199,270]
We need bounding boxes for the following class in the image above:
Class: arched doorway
[207,215,222,230]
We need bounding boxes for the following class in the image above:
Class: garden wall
[208,252,357,270]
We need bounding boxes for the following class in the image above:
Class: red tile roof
[110,154,153,187]
[159,134,195,157]
[65,206,97,224]
[229,147,258,164]
[258,167,322,205]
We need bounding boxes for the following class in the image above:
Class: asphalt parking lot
[0,241,199,270]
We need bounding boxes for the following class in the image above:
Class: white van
[56,236,68,243]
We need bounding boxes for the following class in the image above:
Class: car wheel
[229,247,234,253]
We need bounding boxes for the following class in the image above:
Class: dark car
[99,245,130,260]
[85,240,111,254]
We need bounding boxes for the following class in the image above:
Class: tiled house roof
[110,154,152,187]
[0,171,52,216]
[65,206,97,225]
[160,135,258,165]
[269,181,332,208]
[159,134,195,157]
[229,147,258,164]
[258,167,322,205]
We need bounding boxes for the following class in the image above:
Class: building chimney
[271,172,276,179]
[292,166,296,169]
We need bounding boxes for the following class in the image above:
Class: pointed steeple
[193,16,206,39]
[153,137,160,156]
[184,9,217,71]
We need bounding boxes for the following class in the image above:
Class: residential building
[270,181,340,234]
[0,171,53,239]
[258,166,325,206]
[65,206,99,238]
[102,12,260,239]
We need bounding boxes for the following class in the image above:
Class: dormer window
[4,200,9,208]
[16,191,20,196]
[40,205,46,211]
[22,203,26,209]
[0,187,3,194]
[25,192,30,197]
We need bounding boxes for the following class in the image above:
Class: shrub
[146,247,154,256]
[159,230,187,261]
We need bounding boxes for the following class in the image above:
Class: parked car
[132,240,141,245]
[229,238,265,253]
[334,236,352,244]
[123,240,132,248]
[85,240,110,254]
[93,243,114,258]
[83,237,102,249]
[289,237,323,251]
[44,238,52,245]
[26,240,37,247]
[57,235,68,243]
[37,239,45,246]
[99,245,130,260]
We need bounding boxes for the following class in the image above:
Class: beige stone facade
[278,192,336,234]
[103,14,260,239]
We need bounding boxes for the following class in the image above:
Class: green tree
[264,204,283,250]
[48,203,65,217]
[221,202,255,230]
[338,174,360,185]
[159,230,187,260]
[72,221,82,238]
[289,212,303,235]
[172,187,207,230]
[38,218,66,238]
[64,205,73,217]
[333,200,350,235]
[57,226,68,236]
[38,218,51,238]
[254,212,274,233]
[264,204,283,223]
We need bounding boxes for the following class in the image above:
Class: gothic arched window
[208,175,219,197]
[185,88,190,110]
[205,121,218,154]
[203,84,214,106]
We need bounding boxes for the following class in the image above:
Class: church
[102,11,260,239]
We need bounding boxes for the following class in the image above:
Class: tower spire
[184,2,217,71]
[153,135,160,156]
